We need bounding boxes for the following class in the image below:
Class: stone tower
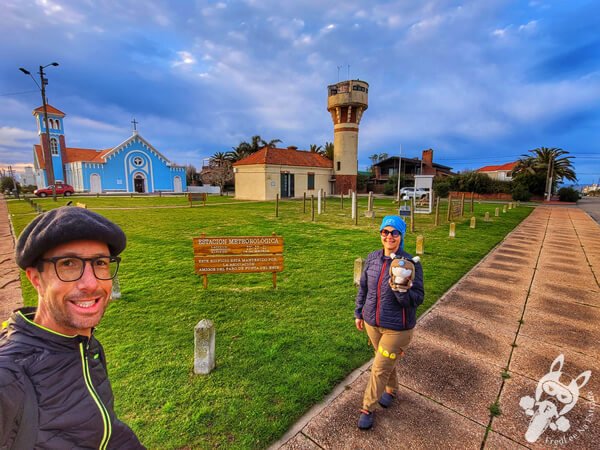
[327,79,369,194]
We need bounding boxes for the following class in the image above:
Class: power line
[0,89,39,97]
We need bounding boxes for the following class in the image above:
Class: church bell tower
[327,79,369,194]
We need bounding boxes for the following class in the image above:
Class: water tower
[327,79,369,194]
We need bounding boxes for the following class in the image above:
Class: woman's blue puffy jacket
[355,249,425,331]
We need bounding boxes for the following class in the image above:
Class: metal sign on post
[398,205,411,217]
[193,234,284,288]
[413,175,434,214]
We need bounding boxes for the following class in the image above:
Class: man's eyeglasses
[380,229,401,238]
[38,256,121,282]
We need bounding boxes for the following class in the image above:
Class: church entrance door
[173,176,182,193]
[134,173,146,193]
[90,174,102,193]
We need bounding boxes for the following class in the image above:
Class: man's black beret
[15,206,126,269]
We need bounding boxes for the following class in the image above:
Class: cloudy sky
[1,0,599,184]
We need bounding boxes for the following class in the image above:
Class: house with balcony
[369,149,453,193]
[476,161,518,181]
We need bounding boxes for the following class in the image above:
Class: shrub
[0,176,21,194]
[383,175,398,195]
[511,184,531,201]
[489,179,512,194]
[558,187,579,202]
[433,179,451,198]
[357,174,369,191]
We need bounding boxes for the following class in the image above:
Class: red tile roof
[477,161,518,172]
[34,145,111,169]
[33,104,66,116]
[233,147,333,168]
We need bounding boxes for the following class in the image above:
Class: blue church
[32,105,186,193]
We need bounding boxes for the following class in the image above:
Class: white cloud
[69,117,124,133]
[492,26,510,37]
[172,51,196,67]
[518,20,538,33]
[0,127,38,148]
[34,0,85,24]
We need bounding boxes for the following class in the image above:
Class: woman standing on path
[354,215,424,430]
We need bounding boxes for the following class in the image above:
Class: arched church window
[50,138,59,156]
[133,156,143,166]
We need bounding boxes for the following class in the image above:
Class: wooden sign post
[193,233,284,289]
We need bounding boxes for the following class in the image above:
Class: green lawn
[7,195,532,449]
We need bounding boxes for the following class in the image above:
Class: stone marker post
[503,204,507,213]
[416,235,424,255]
[354,257,365,286]
[351,192,357,220]
[449,222,456,238]
[317,189,322,215]
[508,202,512,210]
[495,207,500,217]
[194,319,215,375]
[311,195,315,221]
[484,211,490,222]
[111,275,121,300]
[470,216,476,229]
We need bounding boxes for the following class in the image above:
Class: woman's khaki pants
[362,323,414,411]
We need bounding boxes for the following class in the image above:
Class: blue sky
[1,0,599,184]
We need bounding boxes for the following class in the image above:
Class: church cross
[131,118,138,132]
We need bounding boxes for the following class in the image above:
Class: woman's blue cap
[380,215,406,235]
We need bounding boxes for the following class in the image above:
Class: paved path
[2,198,599,447]
[0,195,23,321]
[273,206,600,449]
[578,197,600,224]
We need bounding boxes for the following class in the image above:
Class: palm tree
[210,151,230,167]
[323,141,334,160]
[231,135,282,161]
[227,148,248,163]
[309,144,323,153]
[260,137,282,149]
[514,147,576,199]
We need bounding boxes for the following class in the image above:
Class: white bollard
[194,319,215,375]
[318,189,322,215]
[351,192,357,220]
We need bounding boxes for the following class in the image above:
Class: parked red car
[34,182,75,197]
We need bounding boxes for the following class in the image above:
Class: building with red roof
[232,146,333,200]
[31,105,186,193]
[476,161,518,181]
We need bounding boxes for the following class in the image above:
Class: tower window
[50,138,59,156]
[337,161,341,171]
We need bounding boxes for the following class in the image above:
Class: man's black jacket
[0,307,144,449]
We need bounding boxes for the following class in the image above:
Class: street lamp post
[19,62,59,199]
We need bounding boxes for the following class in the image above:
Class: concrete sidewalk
[274,206,599,449]
[0,195,22,321]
